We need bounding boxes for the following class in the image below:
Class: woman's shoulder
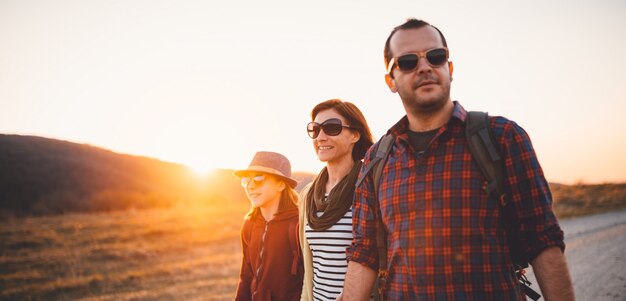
[299,182,313,199]
[298,182,313,215]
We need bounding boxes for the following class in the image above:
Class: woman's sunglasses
[386,47,449,73]
[307,118,353,139]
[240,175,266,187]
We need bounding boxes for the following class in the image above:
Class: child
[234,151,303,301]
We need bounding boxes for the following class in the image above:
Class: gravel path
[524,209,626,300]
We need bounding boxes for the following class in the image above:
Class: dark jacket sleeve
[235,221,253,301]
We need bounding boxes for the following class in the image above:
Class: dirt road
[524,209,626,300]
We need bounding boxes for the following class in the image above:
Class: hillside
[0,134,623,218]
[0,135,194,216]
[0,134,316,217]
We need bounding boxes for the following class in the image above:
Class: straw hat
[234,151,298,188]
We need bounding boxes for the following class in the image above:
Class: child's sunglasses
[387,47,449,73]
[307,118,353,139]
[240,175,266,187]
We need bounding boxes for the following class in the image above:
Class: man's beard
[400,82,451,116]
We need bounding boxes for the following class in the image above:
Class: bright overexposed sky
[1,0,625,184]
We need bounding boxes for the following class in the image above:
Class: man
[342,19,574,300]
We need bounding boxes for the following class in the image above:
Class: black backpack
[355,111,541,301]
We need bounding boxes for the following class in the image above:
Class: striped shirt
[305,204,352,301]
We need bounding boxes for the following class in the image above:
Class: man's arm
[496,121,571,299]
[340,261,377,301]
[531,246,575,301]
[343,147,382,300]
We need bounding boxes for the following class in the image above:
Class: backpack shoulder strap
[371,134,394,197]
[355,133,394,191]
[354,133,394,301]
[288,220,300,275]
[465,111,540,300]
[465,111,507,206]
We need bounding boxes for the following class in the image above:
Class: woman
[300,99,374,300]
[234,151,304,301]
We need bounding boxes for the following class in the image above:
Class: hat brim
[234,168,298,189]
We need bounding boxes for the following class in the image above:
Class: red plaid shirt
[347,102,564,300]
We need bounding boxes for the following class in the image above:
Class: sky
[1,0,625,184]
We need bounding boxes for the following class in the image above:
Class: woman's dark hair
[311,99,374,161]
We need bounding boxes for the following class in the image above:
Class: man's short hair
[384,18,448,70]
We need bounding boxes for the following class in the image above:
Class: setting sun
[187,162,217,178]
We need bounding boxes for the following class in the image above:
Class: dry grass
[0,201,250,301]
[2,183,625,300]
[552,183,626,218]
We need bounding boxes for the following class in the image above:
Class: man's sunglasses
[387,47,449,73]
[307,118,353,139]
[240,175,266,187]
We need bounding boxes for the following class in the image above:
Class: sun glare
[187,162,216,178]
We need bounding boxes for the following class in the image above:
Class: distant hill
[1,134,624,218]
[0,134,316,217]
[0,134,196,216]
